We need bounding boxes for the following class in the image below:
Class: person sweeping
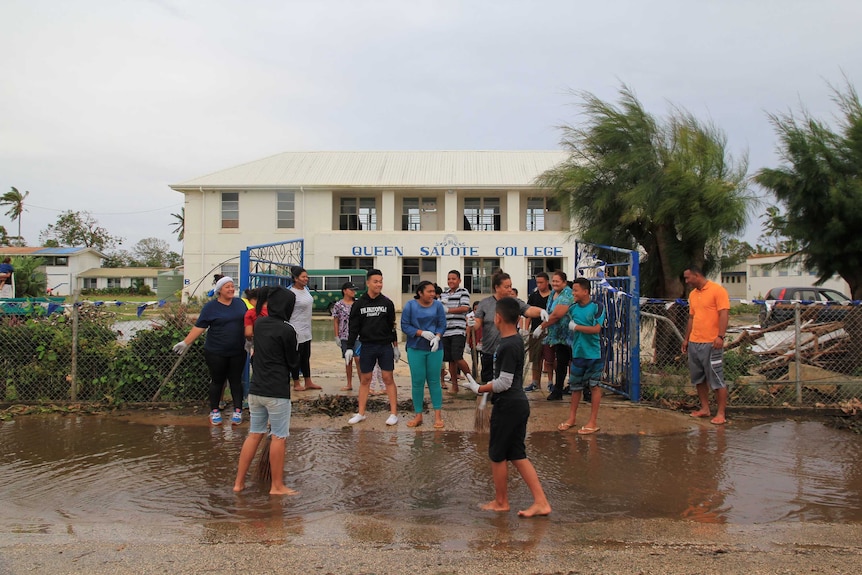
[233,286,300,496]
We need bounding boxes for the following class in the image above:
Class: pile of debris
[292,394,423,418]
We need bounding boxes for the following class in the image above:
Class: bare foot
[451,385,460,394]
[518,502,552,517]
[305,383,322,390]
[340,386,353,391]
[479,500,510,512]
[711,416,727,425]
[293,385,305,392]
[270,485,298,496]
[232,483,245,493]
[690,410,711,418]
[406,416,423,428]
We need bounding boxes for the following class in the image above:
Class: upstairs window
[402,198,421,231]
[277,192,295,229]
[221,192,239,229]
[340,197,377,230]
[463,197,500,231]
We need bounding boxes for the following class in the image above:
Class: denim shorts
[248,394,291,438]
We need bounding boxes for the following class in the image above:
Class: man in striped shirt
[441,270,473,393]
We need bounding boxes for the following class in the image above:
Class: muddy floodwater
[1,414,861,551]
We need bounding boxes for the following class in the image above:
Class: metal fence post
[70,293,79,401]
[794,302,802,405]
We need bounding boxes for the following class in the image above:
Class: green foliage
[11,256,47,297]
[729,303,760,316]
[723,346,759,383]
[538,84,753,298]
[755,79,862,299]
[1,186,29,240]
[39,210,123,251]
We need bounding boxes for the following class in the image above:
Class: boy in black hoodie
[343,269,400,425]
[233,286,299,495]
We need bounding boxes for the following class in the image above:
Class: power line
[26,203,183,215]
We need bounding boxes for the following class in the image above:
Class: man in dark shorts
[440,270,472,393]
[344,269,400,426]
[465,297,551,518]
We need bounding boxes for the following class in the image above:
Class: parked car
[759,286,851,327]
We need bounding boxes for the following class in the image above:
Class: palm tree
[537,85,752,298]
[170,207,184,242]
[1,186,29,241]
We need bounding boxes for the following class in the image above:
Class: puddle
[1,415,860,546]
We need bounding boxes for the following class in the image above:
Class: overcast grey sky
[1,0,860,252]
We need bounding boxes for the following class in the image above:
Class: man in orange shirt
[681,265,730,425]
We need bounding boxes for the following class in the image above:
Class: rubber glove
[540,309,550,322]
[344,349,354,365]
[420,331,436,342]
[532,325,545,339]
[393,346,401,363]
[518,328,531,338]
[568,320,578,331]
[335,336,343,350]
[172,341,188,355]
[465,373,481,394]
[244,340,253,354]
[466,314,476,327]
[430,336,440,352]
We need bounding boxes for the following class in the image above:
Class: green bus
[306,269,367,312]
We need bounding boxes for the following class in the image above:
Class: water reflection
[1,416,861,546]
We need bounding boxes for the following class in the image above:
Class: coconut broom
[256,431,272,484]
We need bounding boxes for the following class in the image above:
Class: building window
[750,267,758,278]
[402,257,437,294]
[339,197,377,230]
[525,197,560,231]
[152,278,158,290]
[402,198,421,231]
[221,192,239,229]
[528,257,564,278]
[464,258,501,294]
[277,191,295,229]
[221,264,238,278]
[339,257,374,270]
[463,197,500,231]
[83,278,97,290]
[44,256,69,266]
[778,268,789,277]
[107,278,121,289]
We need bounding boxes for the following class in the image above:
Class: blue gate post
[239,248,250,292]
[629,250,641,402]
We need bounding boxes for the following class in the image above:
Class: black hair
[495,297,520,325]
[572,277,591,292]
[685,265,704,276]
[534,271,549,281]
[448,269,461,279]
[553,269,568,282]
[414,280,435,299]
[212,274,224,285]
[367,268,383,279]
[244,287,259,300]
[492,271,510,290]
[290,266,306,279]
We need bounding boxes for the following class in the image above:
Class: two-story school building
[171,150,574,309]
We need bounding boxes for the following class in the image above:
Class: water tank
[157,271,184,302]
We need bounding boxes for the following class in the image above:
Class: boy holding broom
[233,286,299,495]
[465,297,551,517]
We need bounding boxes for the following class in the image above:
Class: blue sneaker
[210,410,222,426]
[547,383,555,395]
[231,410,242,426]
[524,382,539,392]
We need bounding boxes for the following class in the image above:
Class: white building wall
[746,254,851,299]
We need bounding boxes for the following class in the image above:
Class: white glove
[335,336,343,350]
[344,349,354,365]
[568,320,578,332]
[430,336,440,352]
[519,328,530,338]
[244,340,253,354]
[540,309,550,322]
[420,331,436,342]
[466,314,476,327]
[532,325,545,339]
[393,346,401,363]
[172,341,188,355]
[465,373,481,394]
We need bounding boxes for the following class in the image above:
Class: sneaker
[385,414,399,426]
[524,382,539,392]
[231,410,243,425]
[348,413,367,425]
[210,410,223,426]
[547,383,555,395]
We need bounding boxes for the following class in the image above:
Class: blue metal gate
[239,239,305,292]
[573,242,641,401]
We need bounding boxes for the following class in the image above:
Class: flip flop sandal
[557,422,574,431]
[577,426,600,435]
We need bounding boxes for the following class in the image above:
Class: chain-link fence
[0,302,211,404]
[640,301,862,408]
[4,299,862,409]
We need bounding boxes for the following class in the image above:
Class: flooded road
[1,415,861,548]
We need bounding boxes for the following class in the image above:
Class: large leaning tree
[755,80,862,299]
[537,85,753,298]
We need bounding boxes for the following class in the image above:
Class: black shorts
[442,334,466,362]
[480,351,494,384]
[488,399,530,463]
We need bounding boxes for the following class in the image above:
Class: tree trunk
[653,223,684,298]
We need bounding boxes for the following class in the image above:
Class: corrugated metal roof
[172,151,568,189]
[0,247,102,256]
[78,267,169,278]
